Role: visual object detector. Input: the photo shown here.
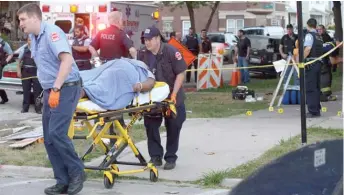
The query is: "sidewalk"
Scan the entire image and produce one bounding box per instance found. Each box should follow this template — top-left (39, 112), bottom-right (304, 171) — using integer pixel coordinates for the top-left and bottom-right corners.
top-left (87, 93), bottom-right (342, 182)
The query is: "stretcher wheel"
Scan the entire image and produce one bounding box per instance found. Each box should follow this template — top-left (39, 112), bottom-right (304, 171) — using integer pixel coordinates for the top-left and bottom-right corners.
top-left (104, 173), bottom-right (115, 189)
top-left (149, 169), bottom-right (158, 182)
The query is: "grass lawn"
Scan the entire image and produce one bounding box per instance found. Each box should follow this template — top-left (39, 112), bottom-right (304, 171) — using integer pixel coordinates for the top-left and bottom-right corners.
top-left (0, 124), bottom-right (165, 167)
top-left (198, 127), bottom-right (343, 187)
top-left (185, 71), bottom-right (342, 118)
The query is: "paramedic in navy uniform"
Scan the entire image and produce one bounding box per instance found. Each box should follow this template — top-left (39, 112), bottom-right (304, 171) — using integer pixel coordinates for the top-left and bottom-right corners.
top-left (17, 3), bottom-right (85, 195)
top-left (138, 26), bottom-right (187, 170)
top-left (88, 10), bottom-right (137, 61)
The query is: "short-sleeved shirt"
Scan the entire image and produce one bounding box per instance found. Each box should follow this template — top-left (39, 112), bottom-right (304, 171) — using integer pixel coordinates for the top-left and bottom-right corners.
top-left (18, 46), bottom-right (27, 60)
top-left (138, 42), bottom-right (187, 105)
top-left (304, 29), bottom-right (317, 47)
top-left (182, 34), bottom-right (201, 45)
top-left (280, 34), bottom-right (298, 54)
top-left (29, 22), bottom-right (80, 90)
top-left (90, 25), bottom-right (133, 60)
top-left (0, 38), bottom-right (13, 55)
top-left (237, 37), bottom-right (251, 57)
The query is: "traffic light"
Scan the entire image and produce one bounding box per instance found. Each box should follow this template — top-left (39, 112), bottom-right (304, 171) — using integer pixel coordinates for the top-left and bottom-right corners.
top-left (152, 10), bottom-right (159, 20)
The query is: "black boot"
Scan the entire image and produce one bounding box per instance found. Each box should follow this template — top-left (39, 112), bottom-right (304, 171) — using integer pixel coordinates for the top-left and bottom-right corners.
top-left (44, 184), bottom-right (68, 195)
top-left (67, 171), bottom-right (85, 195)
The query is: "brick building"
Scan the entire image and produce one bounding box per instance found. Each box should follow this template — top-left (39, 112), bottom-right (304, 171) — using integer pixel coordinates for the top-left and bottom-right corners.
top-left (156, 1), bottom-right (288, 37)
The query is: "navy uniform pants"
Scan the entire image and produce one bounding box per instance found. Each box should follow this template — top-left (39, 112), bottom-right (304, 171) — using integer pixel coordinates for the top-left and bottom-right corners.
top-left (144, 103), bottom-right (186, 163)
top-left (43, 85), bottom-right (84, 186)
top-left (305, 61), bottom-right (322, 115)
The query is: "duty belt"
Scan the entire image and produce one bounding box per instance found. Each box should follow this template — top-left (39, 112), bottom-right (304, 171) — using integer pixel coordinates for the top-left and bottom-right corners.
top-left (22, 65), bottom-right (36, 68)
top-left (304, 58), bottom-right (319, 70)
top-left (61, 79), bottom-right (82, 88)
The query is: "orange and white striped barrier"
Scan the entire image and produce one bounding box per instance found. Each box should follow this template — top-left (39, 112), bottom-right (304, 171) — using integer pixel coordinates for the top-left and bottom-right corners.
top-left (196, 54), bottom-right (224, 90)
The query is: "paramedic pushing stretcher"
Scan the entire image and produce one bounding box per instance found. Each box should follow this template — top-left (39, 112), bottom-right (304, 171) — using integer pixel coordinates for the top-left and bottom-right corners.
top-left (18, 4), bottom-right (85, 195)
top-left (138, 26), bottom-right (187, 170)
top-left (303, 18), bottom-right (323, 118)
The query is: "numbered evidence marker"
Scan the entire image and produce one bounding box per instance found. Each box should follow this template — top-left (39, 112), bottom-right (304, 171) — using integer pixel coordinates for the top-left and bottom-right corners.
top-left (269, 107), bottom-right (274, 112)
top-left (321, 107), bottom-right (327, 112)
top-left (278, 108), bottom-right (284, 114)
top-left (246, 111), bottom-right (252, 116)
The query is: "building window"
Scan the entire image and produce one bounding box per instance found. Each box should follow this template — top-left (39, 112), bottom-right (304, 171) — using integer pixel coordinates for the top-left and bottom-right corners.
top-left (226, 19), bottom-right (244, 33)
top-left (182, 20), bottom-right (191, 38)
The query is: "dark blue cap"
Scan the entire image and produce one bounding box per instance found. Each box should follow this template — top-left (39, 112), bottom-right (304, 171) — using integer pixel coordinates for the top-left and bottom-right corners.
top-left (143, 26), bottom-right (160, 39)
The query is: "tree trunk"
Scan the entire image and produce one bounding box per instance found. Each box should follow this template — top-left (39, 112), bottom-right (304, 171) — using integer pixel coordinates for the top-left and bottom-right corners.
top-left (333, 1), bottom-right (342, 42)
top-left (186, 2), bottom-right (196, 32)
top-left (205, 1), bottom-right (220, 31)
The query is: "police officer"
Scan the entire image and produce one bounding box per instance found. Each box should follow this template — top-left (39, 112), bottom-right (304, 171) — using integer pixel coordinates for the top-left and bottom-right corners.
top-left (279, 24), bottom-right (299, 85)
top-left (200, 29), bottom-right (212, 53)
top-left (303, 18), bottom-right (323, 118)
top-left (138, 26), bottom-right (187, 170)
top-left (17, 37), bottom-right (43, 113)
top-left (18, 3), bottom-right (85, 194)
top-left (72, 25), bottom-right (92, 71)
top-left (88, 11), bottom-right (137, 61)
top-left (183, 27), bottom-right (201, 83)
top-left (0, 30), bottom-right (14, 104)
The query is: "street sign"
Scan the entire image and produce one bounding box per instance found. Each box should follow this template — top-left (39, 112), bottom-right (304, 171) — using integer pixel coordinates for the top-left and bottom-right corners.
top-left (168, 37), bottom-right (196, 67)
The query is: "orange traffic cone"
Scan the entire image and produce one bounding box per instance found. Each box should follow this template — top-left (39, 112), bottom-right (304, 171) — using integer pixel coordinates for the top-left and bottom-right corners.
top-left (230, 63), bottom-right (240, 86)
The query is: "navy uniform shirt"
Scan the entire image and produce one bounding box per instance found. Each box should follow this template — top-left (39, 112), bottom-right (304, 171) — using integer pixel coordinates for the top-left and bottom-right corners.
top-left (29, 22), bottom-right (80, 90)
top-left (90, 25), bottom-right (133, 60)
top-left (138, 42), bottom-right (187, 105)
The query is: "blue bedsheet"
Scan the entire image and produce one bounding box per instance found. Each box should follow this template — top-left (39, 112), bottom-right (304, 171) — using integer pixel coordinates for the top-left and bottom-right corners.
top-left (80, 58), bottom-right (155, 110)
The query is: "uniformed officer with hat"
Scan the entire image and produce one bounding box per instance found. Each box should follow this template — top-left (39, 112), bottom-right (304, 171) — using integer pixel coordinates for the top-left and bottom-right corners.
top-left (88, 11), bottom-right (137, 61)
top-left (72, 25), bottom-right (92, 71)
top-left (138, 26), bottom-right (187, 170)
top-left (0, 29), bottom-right (14, 104)
top-left (303, 18), bottom-right (323, 118)
top-left (17, 36), bottom-right (43, 113)
top-left (183, 27), bottom-right (201, 83)
top-left (18, 3), bottom-right (85, 194)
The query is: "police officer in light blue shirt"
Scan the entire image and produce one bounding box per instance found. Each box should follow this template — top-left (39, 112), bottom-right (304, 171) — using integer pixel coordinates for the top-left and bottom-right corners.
top-left (17, 4), bottom-right (85, 195)
top-left (303, 18), bottom-right (323, 118)
top-left (0, 30), bottom-right (14, 104)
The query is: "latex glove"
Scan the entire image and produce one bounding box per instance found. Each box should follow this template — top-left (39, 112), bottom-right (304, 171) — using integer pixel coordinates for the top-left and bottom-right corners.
top-left (171, 93), bottom-right (177, 104)
top-left (49, 90), bottom-right (60, 108)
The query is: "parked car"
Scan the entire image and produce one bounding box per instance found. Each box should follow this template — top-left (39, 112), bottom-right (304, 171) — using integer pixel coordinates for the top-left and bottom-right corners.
top-left (246, 35), bottom-right (282, 77)
top-left (0, 43), bottom-right (27, 92)
top-left (206, 32), bottom-right (239, 63)
top-left (242, 26), bottom-right (285, 37)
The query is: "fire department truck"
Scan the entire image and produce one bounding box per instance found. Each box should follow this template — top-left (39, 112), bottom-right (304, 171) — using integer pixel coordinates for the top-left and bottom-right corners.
top-left (39, 1), bottom-right (159, 48)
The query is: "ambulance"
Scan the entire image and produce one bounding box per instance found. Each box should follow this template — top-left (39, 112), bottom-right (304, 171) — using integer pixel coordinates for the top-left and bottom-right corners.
top-left (39, 0), bottom-right (160, 48)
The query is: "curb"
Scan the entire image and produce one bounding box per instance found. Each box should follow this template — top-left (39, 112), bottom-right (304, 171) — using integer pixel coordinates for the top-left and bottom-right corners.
top-left (220, 178), bottom-right (242, 188)
top-left (195, 189), bottom-right (230, 195)
top-left (0, 165), bottom-right (54, 178)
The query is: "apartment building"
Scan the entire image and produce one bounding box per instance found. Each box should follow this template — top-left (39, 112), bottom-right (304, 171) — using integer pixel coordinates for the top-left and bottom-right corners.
top-left (156, 1), bottom-right (288, 37)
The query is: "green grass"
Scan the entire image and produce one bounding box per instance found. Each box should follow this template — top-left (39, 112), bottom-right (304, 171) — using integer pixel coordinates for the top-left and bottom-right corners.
top-left (0, 124), bottom-right (165, 167)
top-left (198, 127), bottom-right (343, 187)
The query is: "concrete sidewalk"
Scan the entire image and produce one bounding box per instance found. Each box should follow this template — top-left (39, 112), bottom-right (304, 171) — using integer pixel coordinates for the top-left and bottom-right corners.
top-left (87, 93), bottom-right (342, 182)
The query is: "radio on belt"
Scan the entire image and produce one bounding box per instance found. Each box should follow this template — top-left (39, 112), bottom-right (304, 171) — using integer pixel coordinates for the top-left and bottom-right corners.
top-left (232, 86), bottom-right (255, 100)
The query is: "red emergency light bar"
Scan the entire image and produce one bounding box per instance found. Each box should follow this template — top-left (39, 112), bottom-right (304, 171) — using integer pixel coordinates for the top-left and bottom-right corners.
top-left (99, 5), bottom-right (107, 12)
top-left (42, 5), bottom-right (50, 12)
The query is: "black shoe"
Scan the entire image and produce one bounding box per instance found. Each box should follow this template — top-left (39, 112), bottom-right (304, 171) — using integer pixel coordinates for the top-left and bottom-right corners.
top-left (306, 113), bottom-right (321, 118)
top-left (21, 109), bottom-right (28, 113)
top-left (149, 156), bottom-right (162, 166)
top-left (35, 109), bottom-right (42, 114)
top-left (164, 162), bottom-right (176, 170)
top-left (44, 184), bottom-right (68, 195)
top-left (67, 172), bottom-right (85, 195)
top-left (0, 99), bottom-right (8, 104)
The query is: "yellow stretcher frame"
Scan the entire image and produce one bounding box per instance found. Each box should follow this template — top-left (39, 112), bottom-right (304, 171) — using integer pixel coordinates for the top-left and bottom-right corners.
top-left (67, 88), bottom-right (177, 189)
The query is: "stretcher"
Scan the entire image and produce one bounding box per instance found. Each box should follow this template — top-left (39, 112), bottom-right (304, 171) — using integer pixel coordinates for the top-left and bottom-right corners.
top-left (67, 81), bottom-right (176, 189)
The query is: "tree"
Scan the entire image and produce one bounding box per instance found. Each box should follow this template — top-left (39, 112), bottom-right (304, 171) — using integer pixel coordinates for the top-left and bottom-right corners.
top-left (161, 1), bottom-right (220, 32)
top-left (332, 1), bottom-right (342, 42)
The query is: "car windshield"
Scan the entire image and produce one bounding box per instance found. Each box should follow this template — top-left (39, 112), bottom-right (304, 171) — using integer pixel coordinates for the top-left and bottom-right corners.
top-left (226, 34), bottom-right (239, 43)
top-left (208, 34), bottom-right (225, 43)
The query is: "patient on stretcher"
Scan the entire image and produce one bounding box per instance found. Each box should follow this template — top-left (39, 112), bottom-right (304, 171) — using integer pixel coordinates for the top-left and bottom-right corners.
top-left (78, 58), bottom-right (156, 110)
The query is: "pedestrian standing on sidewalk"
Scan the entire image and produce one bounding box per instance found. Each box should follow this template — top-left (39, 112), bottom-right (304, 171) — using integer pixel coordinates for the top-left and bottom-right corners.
top-left (17, 3), bottom-right (85, 195)
top-left (234, 29), bottom-right (251, 84)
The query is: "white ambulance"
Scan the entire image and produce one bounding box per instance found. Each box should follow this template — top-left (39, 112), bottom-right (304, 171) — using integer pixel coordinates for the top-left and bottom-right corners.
top-left (39, 0), bottom-right (159, 48)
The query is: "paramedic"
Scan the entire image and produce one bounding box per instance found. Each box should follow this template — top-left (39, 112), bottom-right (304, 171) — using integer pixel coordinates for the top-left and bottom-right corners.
top-left (279, 24), bottom-right (299, 85)
top-left (72, 25), bottom-right (92, 71)
top-left (303, 18), bottom-right (323, 118)
top-left (138, 26), bottom-right (187, 170)
top-left (16, 36), bottom-right (43, 113)
top-left (88, 11), bottom-right (137, 61)
top-left (183, 27), bottom-right (201, 83)
top-left (0, 30), bottom-right (14, 104)
top-left (17, 3), bottom-right (85, 195)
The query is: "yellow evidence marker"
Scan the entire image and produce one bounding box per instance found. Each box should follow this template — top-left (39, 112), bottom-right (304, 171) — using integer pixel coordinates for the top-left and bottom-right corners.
top-left (278, 108), bottom-right (284, 114)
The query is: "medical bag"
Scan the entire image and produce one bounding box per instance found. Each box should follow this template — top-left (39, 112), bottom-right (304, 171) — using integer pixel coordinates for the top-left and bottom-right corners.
top-left (232, 86), bottom-right (255, 100)
top-left (282, 86), bottom-right (301, 105)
